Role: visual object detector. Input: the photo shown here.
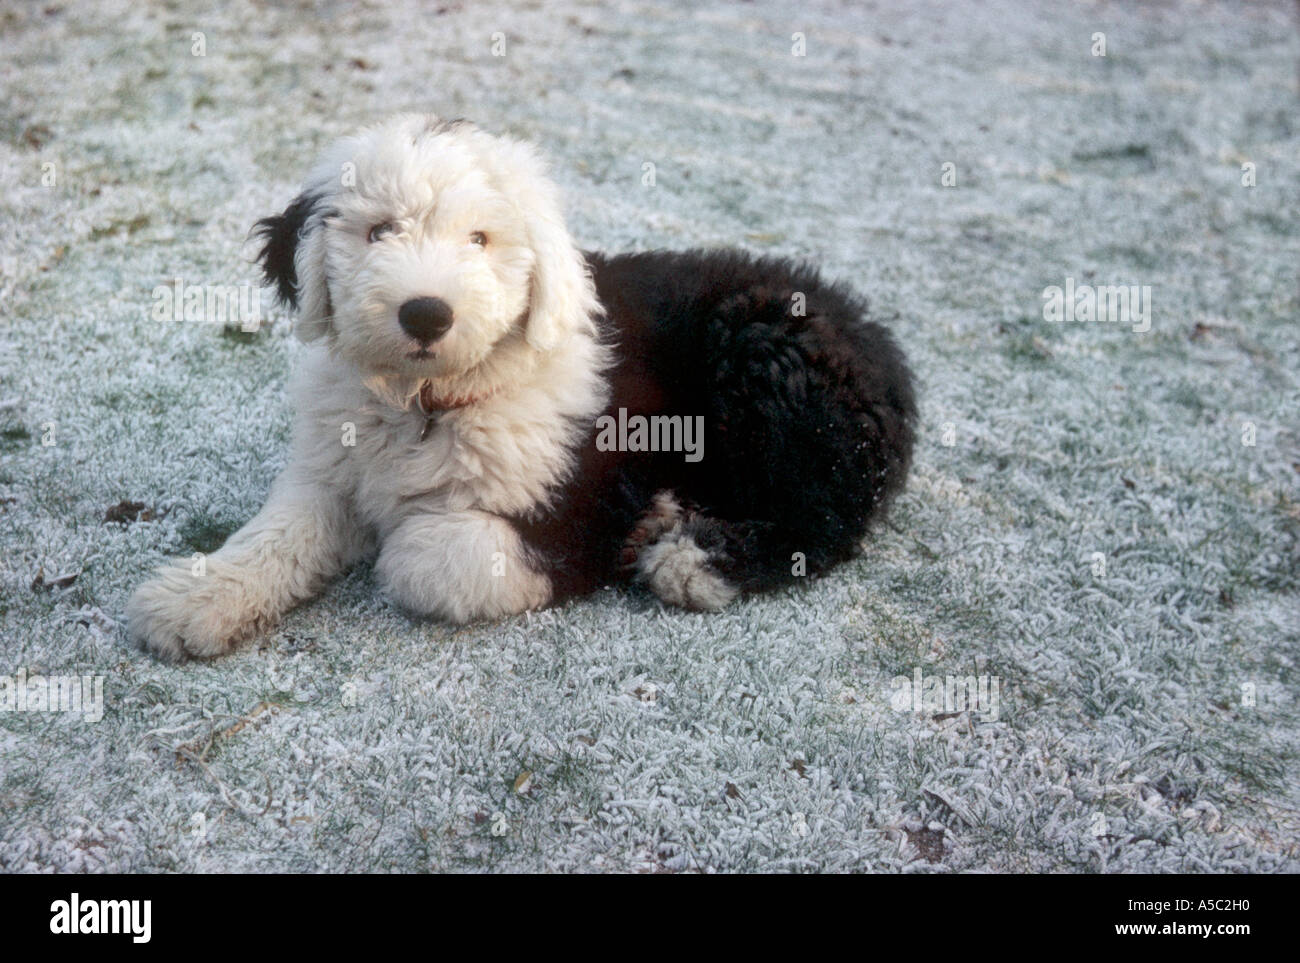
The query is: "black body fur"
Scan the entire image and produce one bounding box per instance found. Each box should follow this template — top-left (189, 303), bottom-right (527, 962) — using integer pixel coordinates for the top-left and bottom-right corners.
top-left (510, 248), bottom-right (916, 604)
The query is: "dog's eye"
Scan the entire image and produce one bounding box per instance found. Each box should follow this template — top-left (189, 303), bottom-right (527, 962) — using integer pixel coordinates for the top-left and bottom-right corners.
top-left (367, 222), bottom-right (396, 243)
top-left (469, 231), bottom-right (487, 247)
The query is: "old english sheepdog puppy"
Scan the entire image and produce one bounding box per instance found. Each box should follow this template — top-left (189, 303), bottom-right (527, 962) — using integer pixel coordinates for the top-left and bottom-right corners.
top-left (127, 114), bottom-right (916, 662)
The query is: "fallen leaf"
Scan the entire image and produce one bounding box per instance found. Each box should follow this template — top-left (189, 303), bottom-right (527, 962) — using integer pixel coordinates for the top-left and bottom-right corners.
top-left (907, 826), bottom-right (945, 863)
top-left (31, 568), bottom-right (79, 591)
top-left (104, 499), bottom-right (154, 524)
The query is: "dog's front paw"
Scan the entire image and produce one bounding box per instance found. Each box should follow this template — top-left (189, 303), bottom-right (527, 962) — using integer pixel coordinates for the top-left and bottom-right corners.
top-left (126, 562), bottom-right (268, 663)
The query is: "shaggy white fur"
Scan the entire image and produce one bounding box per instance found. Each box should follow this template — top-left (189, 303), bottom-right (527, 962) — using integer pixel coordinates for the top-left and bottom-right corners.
top-left (127, 115), bottom-right (612, 661)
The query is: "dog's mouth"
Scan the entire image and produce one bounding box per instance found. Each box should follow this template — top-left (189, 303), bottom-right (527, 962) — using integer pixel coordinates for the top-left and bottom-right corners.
top-left (406, 347), bottom-right (437, 361)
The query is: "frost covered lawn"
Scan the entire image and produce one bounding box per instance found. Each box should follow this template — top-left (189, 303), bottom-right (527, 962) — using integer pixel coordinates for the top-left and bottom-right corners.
top-left (1, 0), bottom-right (1296, 872)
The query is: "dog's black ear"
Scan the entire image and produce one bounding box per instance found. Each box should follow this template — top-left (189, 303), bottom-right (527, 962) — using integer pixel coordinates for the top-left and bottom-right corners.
top-left (252, 191), bottom-right (320, 309)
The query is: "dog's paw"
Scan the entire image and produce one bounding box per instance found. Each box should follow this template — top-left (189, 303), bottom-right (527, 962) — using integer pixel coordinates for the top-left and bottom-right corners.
top-left (637, 533), bottom-right (738, 612)
top-left (126, 562), bottom-right (267, 662)
top-left (621, 490), bottom-right (687, 569)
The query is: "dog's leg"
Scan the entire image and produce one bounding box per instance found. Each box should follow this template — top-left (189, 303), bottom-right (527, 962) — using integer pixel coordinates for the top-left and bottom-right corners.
top-left (625, 492), bottom-right (737, 611)
top-left (628, 490), bottom-right (822, 612)
top-left (374, 510), bottom-right (551, 623)
top-left (127, 477), bottom-right (365, 662)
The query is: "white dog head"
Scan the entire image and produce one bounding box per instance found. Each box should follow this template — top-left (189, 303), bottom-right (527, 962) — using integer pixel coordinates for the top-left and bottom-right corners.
top-left (254, 115), bottom-right (599, 395)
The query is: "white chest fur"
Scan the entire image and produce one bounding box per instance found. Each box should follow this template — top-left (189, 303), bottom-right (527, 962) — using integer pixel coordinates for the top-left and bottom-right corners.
top-left (286, 341), bottom-right (609, 538)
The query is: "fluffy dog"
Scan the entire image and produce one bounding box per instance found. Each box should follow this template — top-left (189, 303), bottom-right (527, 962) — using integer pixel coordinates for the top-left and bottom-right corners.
top-left (127, 114), bottom-right (916, 662)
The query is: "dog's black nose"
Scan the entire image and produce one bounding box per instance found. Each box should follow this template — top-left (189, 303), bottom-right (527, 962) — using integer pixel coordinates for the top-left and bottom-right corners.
top-left (397, 297), bottom-right (454, 344)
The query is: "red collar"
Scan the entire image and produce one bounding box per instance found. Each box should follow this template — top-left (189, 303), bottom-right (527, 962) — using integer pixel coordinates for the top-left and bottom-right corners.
top-left (417, 380), bottom-right (485, 415)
